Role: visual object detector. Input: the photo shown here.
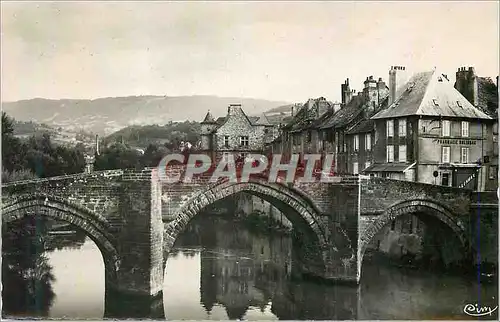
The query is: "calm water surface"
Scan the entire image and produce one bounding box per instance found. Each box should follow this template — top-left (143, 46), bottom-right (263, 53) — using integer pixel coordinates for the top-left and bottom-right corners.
top-left (2, 215), bottom-right (497, 320)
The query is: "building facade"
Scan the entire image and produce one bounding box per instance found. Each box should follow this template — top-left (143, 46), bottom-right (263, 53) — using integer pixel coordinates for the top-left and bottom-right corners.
top-left (200, 104), bottom-right (277, 162)
top-left (365, 68), bottom-right (494, 191)
top-left (454, 67), bottom-right (499, 191)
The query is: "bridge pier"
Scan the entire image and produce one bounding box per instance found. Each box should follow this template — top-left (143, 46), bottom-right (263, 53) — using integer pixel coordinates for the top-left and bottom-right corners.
top-left (109, 171), bottom-right (164, 297)
top-left (291, 229), bottom-right (359, 285)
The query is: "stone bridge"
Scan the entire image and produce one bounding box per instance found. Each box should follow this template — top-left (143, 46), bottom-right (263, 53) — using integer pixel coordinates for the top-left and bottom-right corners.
top-left (2, 167), bottom-right (494, 299)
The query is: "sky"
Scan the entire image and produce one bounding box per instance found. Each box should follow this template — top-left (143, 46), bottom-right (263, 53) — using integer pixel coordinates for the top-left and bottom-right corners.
top-left (1, 1), bottom-right (499, 103)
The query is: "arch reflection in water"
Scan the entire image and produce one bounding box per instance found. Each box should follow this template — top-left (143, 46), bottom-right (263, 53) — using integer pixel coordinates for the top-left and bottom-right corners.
top-left (163, 215), bottom-right (359, 320)
top-left (1, 215), bottom-right (101, 319)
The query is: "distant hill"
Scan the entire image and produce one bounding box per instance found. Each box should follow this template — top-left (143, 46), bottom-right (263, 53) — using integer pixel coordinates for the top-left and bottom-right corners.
top-left (11, 118), bottom-right (95, 148)
top-left (264, 103), bottom-right (297, 124)
top-left (2, 95), bottom-right (290, 136)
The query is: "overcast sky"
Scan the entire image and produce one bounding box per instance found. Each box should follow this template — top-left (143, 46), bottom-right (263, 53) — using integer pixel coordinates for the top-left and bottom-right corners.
top-left (1, 1), bottom-right (498, 103)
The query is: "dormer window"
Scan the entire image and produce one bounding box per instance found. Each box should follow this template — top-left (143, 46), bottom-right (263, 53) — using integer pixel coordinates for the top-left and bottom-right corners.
top-left (432, 99), bottom-right (439, 106)
top-left (457, 101), bottom-right (462, 108)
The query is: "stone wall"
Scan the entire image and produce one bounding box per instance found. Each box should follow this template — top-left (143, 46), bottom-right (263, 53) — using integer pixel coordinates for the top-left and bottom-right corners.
top-left (359, 177), bottom-right (471, 216)
top-left (214, 105), bottom-right (267, 153)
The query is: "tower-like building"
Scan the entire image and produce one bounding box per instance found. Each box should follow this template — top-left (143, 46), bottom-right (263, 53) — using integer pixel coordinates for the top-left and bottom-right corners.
top-left (200, 110), bottom-right (218, 155)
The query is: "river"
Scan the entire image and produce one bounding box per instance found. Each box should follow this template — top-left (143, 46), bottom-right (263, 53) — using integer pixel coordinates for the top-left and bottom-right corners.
top-left (2, 215), bottom-right (498, 320)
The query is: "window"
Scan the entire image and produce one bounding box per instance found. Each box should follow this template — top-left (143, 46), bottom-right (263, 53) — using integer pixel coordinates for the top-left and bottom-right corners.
top-left (307, 131), bottom-right (312, 142)
top-left (391, 220), bottom-right (396, 231)
top-left (441, 172), bottom-right (450, 186)
top-left (353, 162), bottom-right (359, 175)
top-left (441, 146), bottom-right (450, 163)
top-left (442, 120), bottom-right (450, 137)
top-left (398, 118), bottom-right (406, 137)
top-left (353, 135), bottom-right (359, 151)
top-left (224, 136), bottom-right (230, 147)
top-left (398, 145), bottom-right (407, 162)
top-left (461, 147), bottom-right (469, 163)
top-left (386, 145), bottom-right (394, 162)
top-left (365, 133), bottom-right (371, 150)
top-left (264, 128), bottom-right (269, 134)
top-left (239, 136), bottom-right (249, 147)
top-left (365, 161), bottom-right (371, 170)
top-left (386, 120), bottom-right (394, 137)
top-left (222, 152), bottom-right (230, 162)
top-left (461, 121), bottom-right (469, 137)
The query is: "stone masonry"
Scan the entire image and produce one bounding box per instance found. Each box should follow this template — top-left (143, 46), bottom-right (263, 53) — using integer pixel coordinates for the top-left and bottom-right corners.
top-left (3, 167), bottom-right (495, 293)
top-left (2, 168), bottom-right (164, 298)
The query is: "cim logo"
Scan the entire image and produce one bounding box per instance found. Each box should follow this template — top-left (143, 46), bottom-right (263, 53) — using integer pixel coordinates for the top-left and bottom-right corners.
top-left (463, 303), bottom-right (498, 317)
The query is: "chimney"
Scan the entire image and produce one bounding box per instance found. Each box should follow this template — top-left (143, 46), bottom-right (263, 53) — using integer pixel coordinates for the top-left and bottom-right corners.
top-left (228, 104), bottom-right (241, 115)
top-left (455, 66), bottom-right (478, 106)
top-left (389, 65), bottom-right (406, 106)
top-left (341, 78), bottom-right (351, 106)
top-left (333, 102), bottom-right (342, 113)
top-left (291, 105), bottom-right (294, 117)
top-left (307, 98), bottom-right (314, 110)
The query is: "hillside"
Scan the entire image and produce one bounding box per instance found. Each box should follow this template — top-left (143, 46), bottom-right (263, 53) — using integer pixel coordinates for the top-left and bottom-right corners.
top-left (2, 95), bottom-right (290, 136)
top-left (11, 119), bottom-right (95, 147)
top-left (104, 121), bottom-right (201, 149)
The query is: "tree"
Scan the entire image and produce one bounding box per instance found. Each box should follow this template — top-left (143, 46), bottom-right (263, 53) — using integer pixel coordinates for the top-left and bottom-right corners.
top-left (2, 112), bottom-right (27, 172)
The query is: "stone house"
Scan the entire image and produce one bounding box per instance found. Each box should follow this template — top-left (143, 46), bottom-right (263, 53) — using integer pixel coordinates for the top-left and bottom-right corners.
top-left (365, 68), bottom-right (494, 191)
top-left (199, 104), bottom-right (277, 162)
top-left (454, 67), bottom-right (499, 191)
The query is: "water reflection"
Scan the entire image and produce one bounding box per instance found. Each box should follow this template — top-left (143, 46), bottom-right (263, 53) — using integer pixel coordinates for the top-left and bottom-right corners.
top-left (164, 216), bottom-right (359, 320)
top-left (2, 214), bottom-right (497, 320)
top-left (2, 216), bottom-right (56, 317)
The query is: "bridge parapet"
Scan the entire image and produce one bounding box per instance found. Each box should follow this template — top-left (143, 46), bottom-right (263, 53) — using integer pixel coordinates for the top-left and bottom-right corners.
top-left (359, 177), bottom-right (472, 216)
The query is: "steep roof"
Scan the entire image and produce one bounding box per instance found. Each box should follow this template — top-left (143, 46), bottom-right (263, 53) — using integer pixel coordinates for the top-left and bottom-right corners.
top-left (281, 104), bottom-right (307, 131)
top-left (201, 110), bottom-right (216, 124)
top-left (248, 116), bottom-right (260, 124)
top-left (254, 113), bottom-right (272, 126)
top-left (346, 119), bottom-right (375, 134)
top-left (372, 70), bottom-right (492, 120)
top-left (319, 95), bottom-right (365, 129)
top-left (208, 106), bottom-right (275, 134)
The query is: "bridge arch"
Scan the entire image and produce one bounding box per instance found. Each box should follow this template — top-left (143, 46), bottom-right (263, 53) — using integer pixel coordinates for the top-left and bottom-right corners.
top-left (2, 194), bottom-right (120, 287)
top-left (359, 199), bottom-right (471, 270)
top-left (164, 178), bottom-right (332, 256)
